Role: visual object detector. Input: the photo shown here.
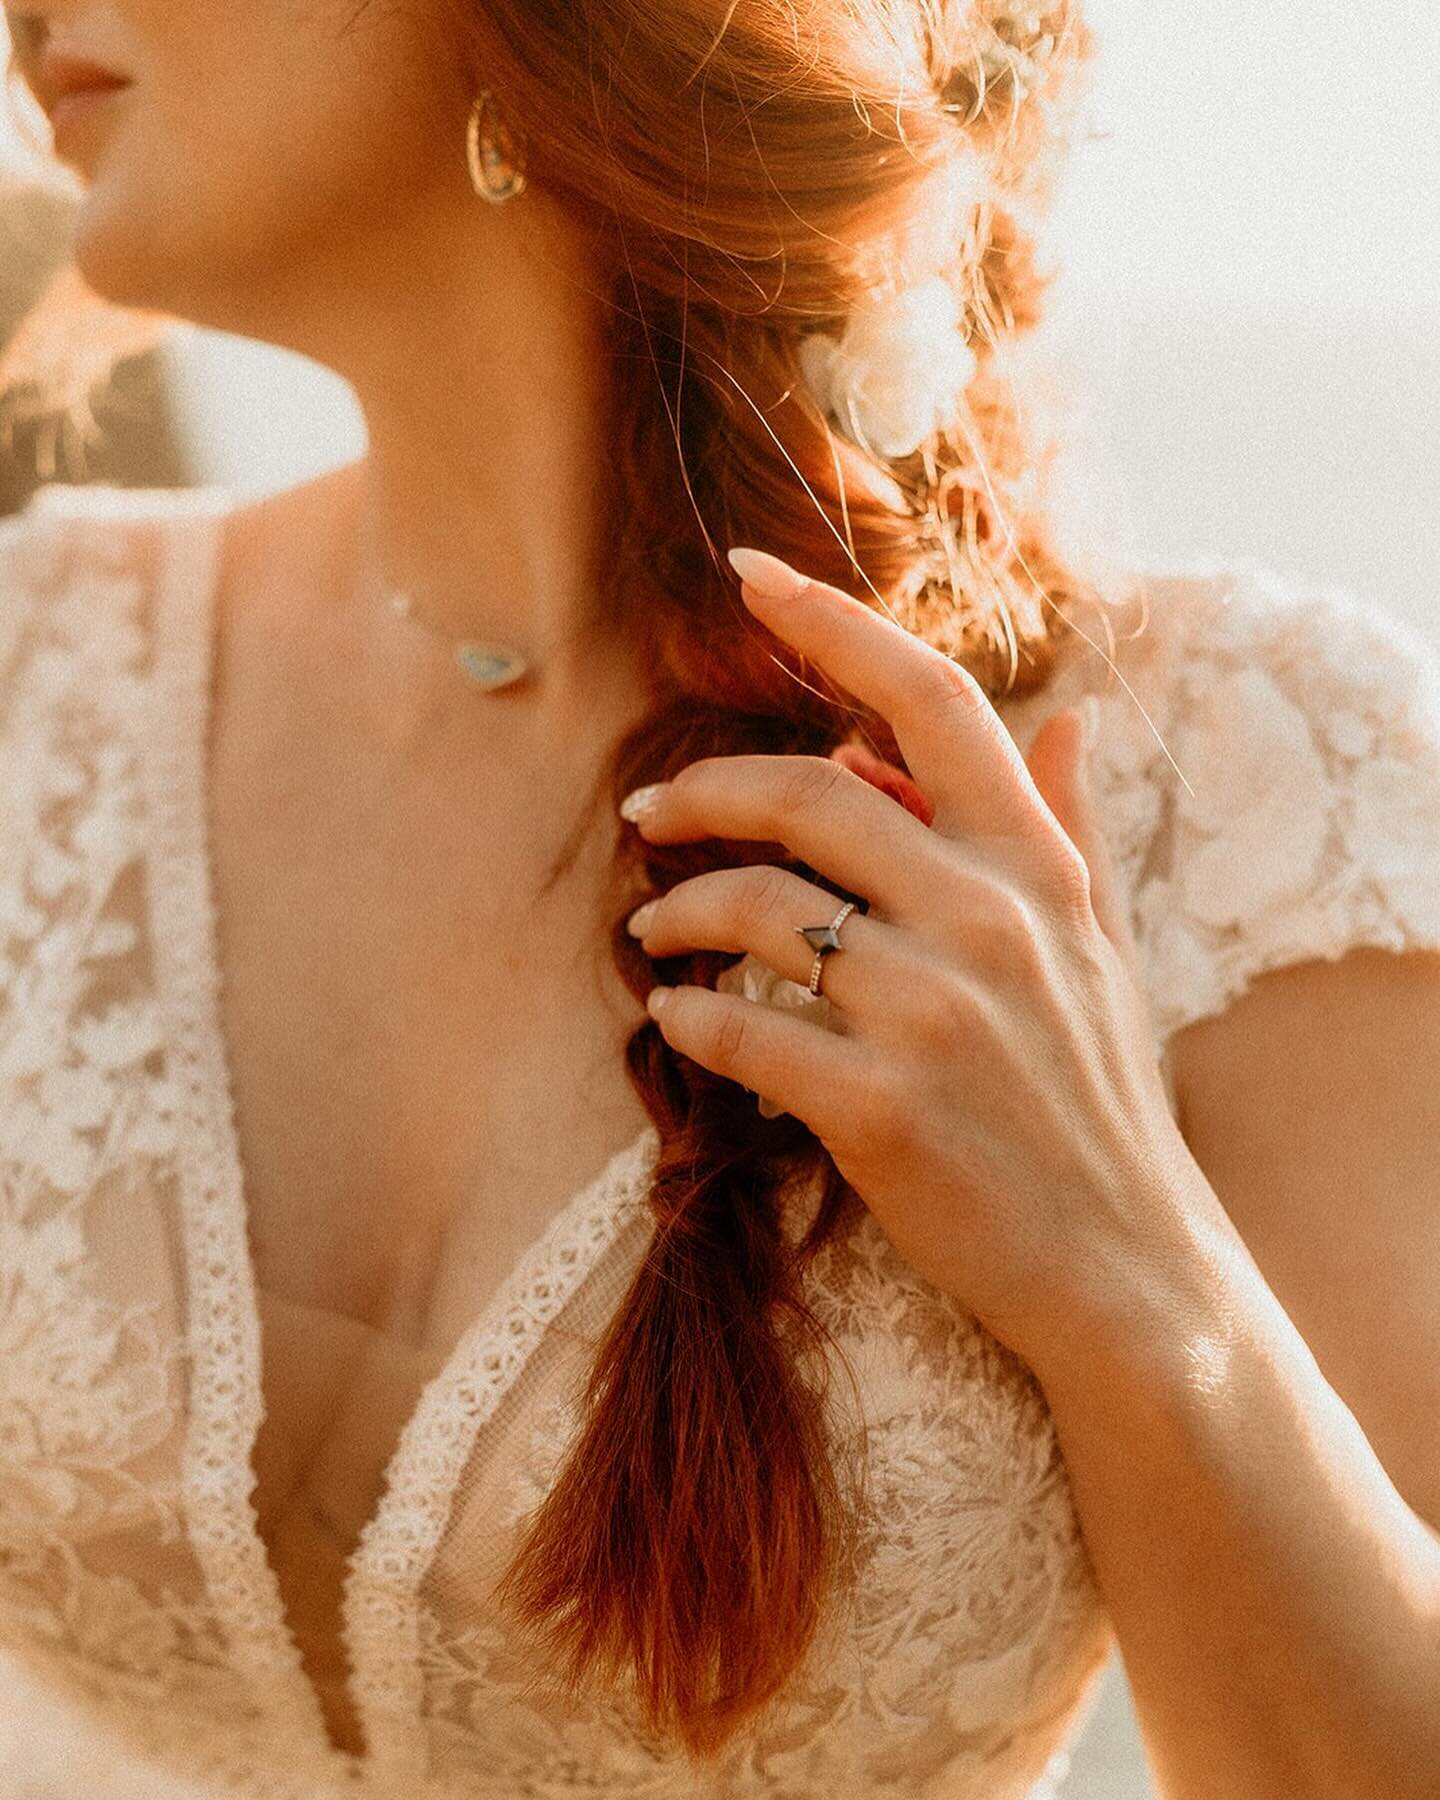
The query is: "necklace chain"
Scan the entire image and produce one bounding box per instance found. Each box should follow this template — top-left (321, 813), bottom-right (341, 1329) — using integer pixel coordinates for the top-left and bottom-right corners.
top-left (383, 585), bottom-right (534, 694)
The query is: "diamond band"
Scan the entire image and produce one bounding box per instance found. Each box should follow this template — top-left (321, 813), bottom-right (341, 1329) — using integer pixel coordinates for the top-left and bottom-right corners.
top-left (795, 901), bottom-right (856, 996)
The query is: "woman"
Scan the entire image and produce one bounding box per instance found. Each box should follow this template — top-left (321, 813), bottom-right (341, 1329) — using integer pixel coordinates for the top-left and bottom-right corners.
top-left (1, 3), bottom-right (1438, 1797)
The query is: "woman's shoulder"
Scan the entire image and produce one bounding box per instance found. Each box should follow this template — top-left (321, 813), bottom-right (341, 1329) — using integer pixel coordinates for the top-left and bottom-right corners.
top-left (0, 463), bottom-right (363, 691)
top-left (1068, 555), bottom-right (1440, 1050)
top-left (1, 459), bottom-right (363, 586)
top-left (1009, 553), bottom-right (1438, 738)
top-left (0, 478), bottom-right (237, 630)
top-left (0, 481), bottom-right (239, 712)
top-left (11, 478), bottom-right (239, 524)
top-left (1096, 553), bottom-right (1438, 708)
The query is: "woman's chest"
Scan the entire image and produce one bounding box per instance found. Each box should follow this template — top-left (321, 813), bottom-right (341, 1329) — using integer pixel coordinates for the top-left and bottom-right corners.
top-left (200, 712), bottom-right (653, 1744)
top-left (206, 685), bottom-right (651, 1335)
top-left (206, 840), bottom-right (650, 1502)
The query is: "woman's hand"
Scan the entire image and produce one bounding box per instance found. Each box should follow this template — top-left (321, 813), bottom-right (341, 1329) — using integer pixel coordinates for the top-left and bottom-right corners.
top-left (621, 545), bottom-right (1208, 1371)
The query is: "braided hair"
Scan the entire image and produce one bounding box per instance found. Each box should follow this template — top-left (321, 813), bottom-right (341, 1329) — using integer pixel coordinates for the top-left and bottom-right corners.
top-left (3, 0), bottom-right (1115, 1758)
top-left (468, 0), bottom-right (1113, 1756)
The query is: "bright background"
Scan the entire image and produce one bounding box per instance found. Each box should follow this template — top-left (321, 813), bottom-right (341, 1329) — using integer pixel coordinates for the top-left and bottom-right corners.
top-left (2, 3), bottom-right (1438, 1796)
top-left (4, 0), bottom-right (1437, 632)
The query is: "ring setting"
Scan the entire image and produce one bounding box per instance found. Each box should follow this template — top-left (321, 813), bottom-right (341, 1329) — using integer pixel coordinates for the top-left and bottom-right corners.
top-left (795, 901), bottom-right (856, 996)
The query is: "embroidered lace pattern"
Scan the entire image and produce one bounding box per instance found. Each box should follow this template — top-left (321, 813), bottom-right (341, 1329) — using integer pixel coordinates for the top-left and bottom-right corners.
top-left (1, 486), bottom-right (1438, 1800)
top-left (0, 491), bottom-right (282, 1791)
top-left (1074, 556), bottom-right (1440, 1049)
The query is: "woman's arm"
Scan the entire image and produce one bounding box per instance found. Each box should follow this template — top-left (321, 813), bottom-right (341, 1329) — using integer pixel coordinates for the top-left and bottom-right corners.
top-left (1029, 945), bottom-right (1440, 1800)
top-left (634, 546), bottom-right (1440, 1797)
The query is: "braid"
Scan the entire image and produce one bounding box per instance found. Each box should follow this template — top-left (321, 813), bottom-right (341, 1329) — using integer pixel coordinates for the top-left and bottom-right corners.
top-left (495, 0), bottom-right (1114, 1758)
top-left (4, 0), bottom-right (1113, 1760)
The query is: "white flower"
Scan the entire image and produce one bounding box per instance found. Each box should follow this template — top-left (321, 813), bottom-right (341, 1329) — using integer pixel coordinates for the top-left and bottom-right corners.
top-left (798, 276), bottom-right (977, 461)
top-left (974, 7), bottom-right (1058, 97)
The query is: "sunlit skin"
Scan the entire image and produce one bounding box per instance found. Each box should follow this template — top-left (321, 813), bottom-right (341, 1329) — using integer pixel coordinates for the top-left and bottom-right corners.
top-left (624, 545), bottom-right (1201, 1366)
top-left (6, 7), bottom-right (1440, 1797)
top-left (3, 0), bottom-right (648, 769)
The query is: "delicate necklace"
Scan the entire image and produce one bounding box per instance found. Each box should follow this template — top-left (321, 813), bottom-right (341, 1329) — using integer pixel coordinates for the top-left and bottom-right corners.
top-left (357, 518), bottom-right (537, 693)
top-left (383, 585), bottom-right (534, 694)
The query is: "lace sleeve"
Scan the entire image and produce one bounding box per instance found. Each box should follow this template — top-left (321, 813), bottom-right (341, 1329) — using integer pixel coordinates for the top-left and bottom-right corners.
top-left (1086, 561), bottom-right (1440, 1053)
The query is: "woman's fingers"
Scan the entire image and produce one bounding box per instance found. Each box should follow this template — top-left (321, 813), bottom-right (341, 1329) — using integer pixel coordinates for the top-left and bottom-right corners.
top-left (627, 753), bottom-right (947, 922)
top-left (728, 546), bottom-right (1060, 847)
top-left (645, 980), bottom-right (877, 1141)
top-left (629, 864), bottom-right (905, 1007)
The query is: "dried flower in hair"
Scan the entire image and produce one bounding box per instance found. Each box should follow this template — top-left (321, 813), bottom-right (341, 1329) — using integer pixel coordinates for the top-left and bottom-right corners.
top-left (798, 276), bottom-right (977, 462)
top-left (976, 7), bottom-right (1059, 95)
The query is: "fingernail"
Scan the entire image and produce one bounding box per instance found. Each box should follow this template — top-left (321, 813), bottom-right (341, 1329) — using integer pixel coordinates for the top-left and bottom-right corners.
top-left (626, 899), bottom-right (659, 937)
top-left (646, 984), bottom-right (673, 1017)
top-left (620, 782), bottom-right (667, 823)
top-left (727, 546), bottom-right (809, 599)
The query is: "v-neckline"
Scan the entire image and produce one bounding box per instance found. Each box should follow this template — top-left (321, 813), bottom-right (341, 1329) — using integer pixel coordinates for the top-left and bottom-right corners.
top-left (137, 493), bottom-right (659, 1780)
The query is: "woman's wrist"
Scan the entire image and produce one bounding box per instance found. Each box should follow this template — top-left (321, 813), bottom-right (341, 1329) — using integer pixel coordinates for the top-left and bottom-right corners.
top-left (1013, 1163), bottom-right (1440, 1799)
top-left (1015, 1158), bottom-right (1268, 1412)
top-left (1020, 1159), bottom-right (1440, 1638)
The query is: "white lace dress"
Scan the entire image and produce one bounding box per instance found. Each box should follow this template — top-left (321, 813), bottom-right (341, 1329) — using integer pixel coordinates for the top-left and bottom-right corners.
top-left (1, 480), bottom-right (1438, 1800)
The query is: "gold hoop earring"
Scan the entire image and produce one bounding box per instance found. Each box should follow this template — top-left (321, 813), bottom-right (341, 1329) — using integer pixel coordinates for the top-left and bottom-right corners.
top-left (466, 91), bottom-right (527, 205)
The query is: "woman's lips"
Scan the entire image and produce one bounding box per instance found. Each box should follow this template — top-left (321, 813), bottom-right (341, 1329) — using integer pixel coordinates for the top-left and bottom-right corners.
top-left (49, 82), bottom-right (131, 147)
top-left (39, 49), bottom-right (133, 106)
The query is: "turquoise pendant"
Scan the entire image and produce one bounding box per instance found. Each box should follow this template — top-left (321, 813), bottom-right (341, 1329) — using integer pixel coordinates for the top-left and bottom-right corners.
top-left (455, 642), bottom-right (530, 692)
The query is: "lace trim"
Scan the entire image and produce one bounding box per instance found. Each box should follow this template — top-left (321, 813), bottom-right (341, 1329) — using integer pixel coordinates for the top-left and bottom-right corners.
top-left (345, 1126), bottom-right (659, 1780)
top-left (139, 497), bottom-right (340, 1757)
top-left (125, 478), bottom-right (668, 1777)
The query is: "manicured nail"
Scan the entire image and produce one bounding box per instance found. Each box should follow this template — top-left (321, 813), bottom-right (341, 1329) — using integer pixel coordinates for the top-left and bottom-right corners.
top-left (646, 984), bottom-right (673, 1017)
top-left (727, 546), bottom-right (809, 599)
top-left (620, 782), bottom-right (667, 823)
top-left (626, 900), bottom-right (659, 937)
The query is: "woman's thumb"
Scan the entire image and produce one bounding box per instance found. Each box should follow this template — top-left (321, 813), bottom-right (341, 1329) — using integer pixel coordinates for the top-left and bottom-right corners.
top-left (1025, 701), bottom-right (1140, 968)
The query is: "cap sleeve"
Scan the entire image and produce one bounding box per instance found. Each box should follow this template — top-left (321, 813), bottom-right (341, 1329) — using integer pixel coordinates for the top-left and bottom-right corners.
top-left (1086, 561), bottom-right (1440, 1054)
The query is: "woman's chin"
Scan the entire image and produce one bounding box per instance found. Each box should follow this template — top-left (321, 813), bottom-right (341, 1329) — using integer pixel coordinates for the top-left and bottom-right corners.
top-left (69, 200), bottom-right (174, 321)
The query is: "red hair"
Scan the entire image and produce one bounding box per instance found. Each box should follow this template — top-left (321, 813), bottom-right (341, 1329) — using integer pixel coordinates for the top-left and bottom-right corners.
top-left (5, 0), bottom-right (1117, 1758)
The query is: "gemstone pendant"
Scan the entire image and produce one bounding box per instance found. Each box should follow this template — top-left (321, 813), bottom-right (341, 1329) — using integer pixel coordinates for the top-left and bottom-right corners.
top-left (455, 641), bottom-right (530, 692)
